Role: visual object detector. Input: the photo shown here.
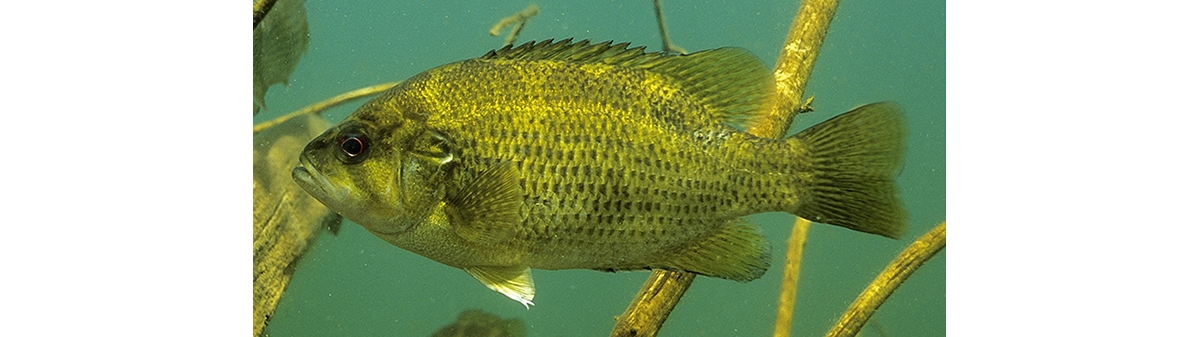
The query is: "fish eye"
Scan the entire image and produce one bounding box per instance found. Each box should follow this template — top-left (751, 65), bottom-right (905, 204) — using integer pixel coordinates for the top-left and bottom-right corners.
top-left (336, 133), bottom-right (370, 164)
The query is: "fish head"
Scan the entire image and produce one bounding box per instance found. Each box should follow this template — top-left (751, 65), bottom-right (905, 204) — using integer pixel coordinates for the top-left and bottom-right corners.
top-left (292, 105), bottom-right (454, 236)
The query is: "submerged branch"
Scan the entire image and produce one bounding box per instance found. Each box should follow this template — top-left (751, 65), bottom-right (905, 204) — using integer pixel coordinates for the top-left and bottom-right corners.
top-left (747, 0), bottom-right (839, 138)
top-left (612, 0), bottom-right (840, 336)
top-left (610, 271), bottom-right (696, 337)
top-left (764, 2), bottom-right (839, 336)
top-left (772, 218), bottom-right (812, 337)
top-left (825, 222), bottom-right (947, 337)
top-left (252, 82), bottom-right (400, 134)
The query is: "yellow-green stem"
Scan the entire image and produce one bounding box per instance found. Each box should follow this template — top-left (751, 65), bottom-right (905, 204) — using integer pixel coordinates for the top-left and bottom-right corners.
top-left (825, 222), bottom-right (947, 337)
top-left (252, 82), bottom-right (400, 134)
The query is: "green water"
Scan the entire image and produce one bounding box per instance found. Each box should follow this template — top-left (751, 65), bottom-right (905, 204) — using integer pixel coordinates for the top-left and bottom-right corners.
top-left (256, 0), bottom-right (945, 336)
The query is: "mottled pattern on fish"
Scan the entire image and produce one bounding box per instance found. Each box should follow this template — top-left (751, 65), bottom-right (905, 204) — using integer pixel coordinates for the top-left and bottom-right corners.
top-left (421, 57), bottom-right (793, 266)
top-left (293, 39), bottom-right (905, 306)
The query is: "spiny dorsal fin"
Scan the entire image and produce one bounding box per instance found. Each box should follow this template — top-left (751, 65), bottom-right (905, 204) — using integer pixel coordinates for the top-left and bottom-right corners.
top-left (464, 266), bottom-right (535, 308)
top-left (481, 39), bottom-right (652, 67)
top-left (446, 161), bottom-right (522, 243)
top-left (481, 39), bottom-right (774, 129)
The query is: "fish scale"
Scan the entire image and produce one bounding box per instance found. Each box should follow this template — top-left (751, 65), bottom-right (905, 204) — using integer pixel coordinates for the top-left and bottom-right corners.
top-left (433, 60), bottom-right (790, 272)
top-left (293, 39), bottom-right (905, 306)
top-left (468, 117), bottom-right (729, 247)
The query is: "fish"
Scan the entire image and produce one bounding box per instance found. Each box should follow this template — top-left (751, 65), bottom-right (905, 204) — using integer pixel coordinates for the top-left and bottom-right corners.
top-left (292, 39), bottom-right (906, 307)
top-left (429, 309), bottom-right (525, 337)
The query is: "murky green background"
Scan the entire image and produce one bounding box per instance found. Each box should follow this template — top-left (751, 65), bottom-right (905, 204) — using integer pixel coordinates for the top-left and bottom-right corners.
top-left (255, 0), bottom-right (945, 336)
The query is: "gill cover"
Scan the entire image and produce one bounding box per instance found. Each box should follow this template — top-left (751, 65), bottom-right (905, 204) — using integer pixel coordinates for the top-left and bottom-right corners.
top-left (393, 130), bottom-right (456, 233)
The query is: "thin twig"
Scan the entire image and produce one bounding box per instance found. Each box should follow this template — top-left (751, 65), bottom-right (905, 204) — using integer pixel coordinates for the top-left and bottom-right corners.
top-left (772, 218), bottom-right (811, 337)
top-left (252, 82), bottom-right (400, 134)
top-left (651, 0), bottom-right (686, 54)
top-left (825, 222), bottom-right (947, 337)
top-left (490, 4), bottom-right (539, 46)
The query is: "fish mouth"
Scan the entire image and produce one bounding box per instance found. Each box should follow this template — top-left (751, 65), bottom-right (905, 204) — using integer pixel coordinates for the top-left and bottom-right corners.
top-left (291, 157), bottom-right (328, 197)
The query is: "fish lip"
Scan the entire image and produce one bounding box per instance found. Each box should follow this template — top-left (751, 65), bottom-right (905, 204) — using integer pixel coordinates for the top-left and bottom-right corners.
top-left (291, 156), bottom-right (326, 196)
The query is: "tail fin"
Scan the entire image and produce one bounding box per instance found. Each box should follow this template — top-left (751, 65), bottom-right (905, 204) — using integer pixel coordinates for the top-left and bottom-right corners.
top-left (788, 102), bottom-right (907, 239)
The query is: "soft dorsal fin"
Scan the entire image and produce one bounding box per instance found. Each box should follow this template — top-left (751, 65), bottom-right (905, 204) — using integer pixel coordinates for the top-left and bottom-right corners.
top-left (643, 47), bottom-right (774, 129)
top-left (446, 161), bottom-right (522, 243)
top-left (481, 39), bottom-right (774, 129)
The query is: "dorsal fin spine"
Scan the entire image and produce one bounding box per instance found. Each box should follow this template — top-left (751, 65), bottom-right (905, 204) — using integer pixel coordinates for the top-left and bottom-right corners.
top-left (478, 39), bottom-right (773, 129)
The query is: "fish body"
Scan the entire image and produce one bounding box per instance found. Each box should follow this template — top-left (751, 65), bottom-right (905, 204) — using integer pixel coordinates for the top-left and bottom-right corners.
top-left (292, 39), bottom-right (906, 306)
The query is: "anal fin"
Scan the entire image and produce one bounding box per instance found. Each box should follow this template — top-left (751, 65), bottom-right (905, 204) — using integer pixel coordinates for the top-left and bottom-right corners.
top-left (658, 218), bottom-right (770, 282)
top-left (464, 265), bottom-right (535, 308)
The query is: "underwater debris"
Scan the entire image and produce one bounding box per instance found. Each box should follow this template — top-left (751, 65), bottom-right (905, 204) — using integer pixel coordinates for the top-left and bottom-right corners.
top-left (490, 4), bottom-right (539, 46)
top-left (429, 309), bottom-right (526, 337)
top-left (253, 0), bottom-right (310, 114)
top-left (252, 113), bottom-right (341, 337)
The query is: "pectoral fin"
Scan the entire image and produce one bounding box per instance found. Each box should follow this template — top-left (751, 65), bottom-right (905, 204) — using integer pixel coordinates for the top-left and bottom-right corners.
top-left (446, 161), bottom-right (522, 243)
top-left (464, 265), bottom-right (535, 308)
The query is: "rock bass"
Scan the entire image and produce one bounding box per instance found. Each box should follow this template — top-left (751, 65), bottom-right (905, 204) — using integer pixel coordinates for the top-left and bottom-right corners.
top-left (292, 39), bottom-right (906, 307)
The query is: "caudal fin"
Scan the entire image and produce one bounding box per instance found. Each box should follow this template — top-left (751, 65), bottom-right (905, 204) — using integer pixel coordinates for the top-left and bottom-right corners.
top-left (788, 102), bottom-right (907, 239)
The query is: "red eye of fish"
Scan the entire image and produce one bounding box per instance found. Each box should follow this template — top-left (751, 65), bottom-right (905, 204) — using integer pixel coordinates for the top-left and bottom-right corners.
top-left (340, 136), bottom-right (364, 156)
top-left (337, 134), bottom-right (369, 163)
